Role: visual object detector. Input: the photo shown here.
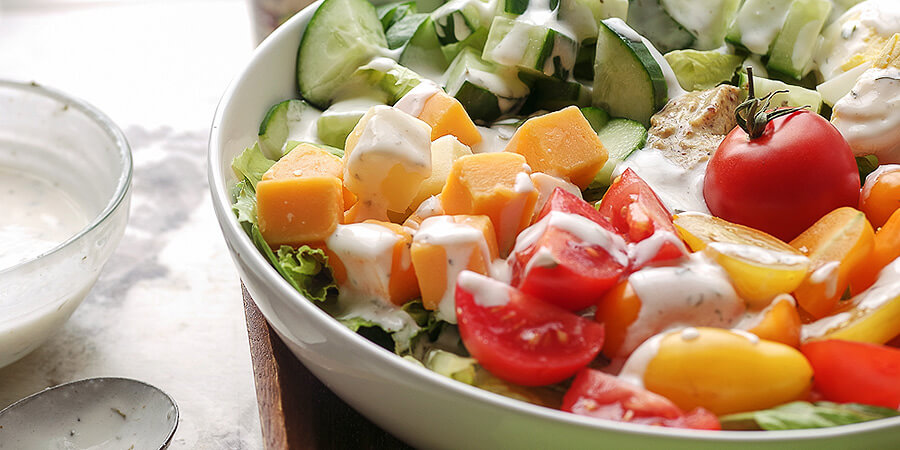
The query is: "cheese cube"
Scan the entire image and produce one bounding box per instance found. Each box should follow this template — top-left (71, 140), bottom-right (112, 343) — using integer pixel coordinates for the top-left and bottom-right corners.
top-left (396, 84), bottom-right (482, 147)
top-left (343, 105), bottom-right (432, 222)
top-left (440, 152), bottom-right (538, 256)
top-left (411, 215), bottom-right (498, 322)
top-left (411, 135), bottom-right (473, 211)
top-left (504, 106), bottom-right (607, 189)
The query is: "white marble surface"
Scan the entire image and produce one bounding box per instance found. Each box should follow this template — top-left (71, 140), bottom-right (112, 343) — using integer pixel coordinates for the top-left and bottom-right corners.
top-left (0, 1), bottom-right (263, 447)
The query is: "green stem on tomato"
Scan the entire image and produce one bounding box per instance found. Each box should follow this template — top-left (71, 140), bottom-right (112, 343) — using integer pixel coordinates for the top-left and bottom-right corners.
top-left (735, 67), bottom-right (809, 140)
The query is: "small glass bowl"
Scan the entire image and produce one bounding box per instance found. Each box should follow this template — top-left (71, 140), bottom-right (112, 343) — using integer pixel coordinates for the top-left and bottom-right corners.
top-left (0, 80), bottom-right (132, 369)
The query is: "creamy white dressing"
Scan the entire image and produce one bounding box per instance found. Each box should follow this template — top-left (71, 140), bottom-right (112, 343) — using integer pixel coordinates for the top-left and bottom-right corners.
top-left (394, 80), bottom-right (443, 117)
top-left (793, 21), bottom-right (824, 71)
top-left (457, 270), bottom-right (512, 307)
top-left (809, 260), bottom-right (841, 299)
top-left (735, 293), bottom-right (796, 330)
top-left (816, 0), bottom-right (900, 80)
top-left (803, 258), bottom-right (900, 340)
top-left (621, 253), bottom-right (745, 356)
top-left (663, 0), bottom-right (740, 50)
top-left (617, 330), bottom-right (668, 388)
top-left (831, 66), bottom-right (900, 163)
top-left (0, 168), bottom-right (88, 270)
top-left (616, 148), bottom-right (710, 214)
top-left (414, 216), bottom-right (496, 322)
top-left (734, 0), bottom-right (793, 54)
top-left (490, 22), bottom-right (533, 67)
top-left (706, 242), bottom-right (810, 267)
top-left (471, 124), bottom-right (517, 154)
top-left (627, 229), bottom-right (688, 268)
top-left (344, 105), bottom-right (432, 218)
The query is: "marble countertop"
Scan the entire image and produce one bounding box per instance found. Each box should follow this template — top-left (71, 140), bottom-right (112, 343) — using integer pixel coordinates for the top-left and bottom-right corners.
top-left (0, 1), bottom-right (264, 447)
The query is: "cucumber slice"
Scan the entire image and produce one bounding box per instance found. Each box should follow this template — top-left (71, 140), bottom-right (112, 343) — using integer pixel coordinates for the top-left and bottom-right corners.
top-left (591, 118), bottom-right (648, 187)
top-left (520, 76), bottom-right (591, 114)
top-left (580, 106), bottom-right (610, 132)
top-left (258, 100), bottom-right (323, 159)
top-left (377, 1), bottom-right (417, 30)
top-left (725, 0), bottom-right (793, 54)
top-left (575, 0), bottom-right (628, 22)
top-left (482, 16), bottom-right (578, 79)
top-left (399, 17), bottom-right (449, 81)
top-left (767, 0), bottom-right (832, 80)
top-left (665, 49), bottom-right (743, 91)
top-left (317, 97), bottom-right (386, 149)
top-left (444, 47), bottom-right (530, 122)
top-left (626, 0), bottom-right (695, 53)
top-left (593, 19), bottom-right (669, 126)
top-left (502, 0), bottom-right (560, 16)
top-left (386, 13), bottom-right (431, 49)
top-left (573, 42), bottom-right (595, 80)
top-left (296, 0), bottom-right (387, 108)
top-left (336, 58), bottom-right (422, 105)
top-left (738, 70), bottom-right (823, 113)
top-left (661, 0), bottom-right (741, 50)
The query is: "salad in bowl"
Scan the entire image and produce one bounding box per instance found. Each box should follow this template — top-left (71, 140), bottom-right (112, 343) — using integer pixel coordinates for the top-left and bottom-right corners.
top-left (213, 0), bottom-right (900, 445)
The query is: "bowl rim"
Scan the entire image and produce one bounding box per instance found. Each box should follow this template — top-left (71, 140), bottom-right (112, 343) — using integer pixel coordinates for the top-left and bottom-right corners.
top-left (207, 2), bottom-right (900, 443)
top-left (0, 79), bottom-right (133, 275)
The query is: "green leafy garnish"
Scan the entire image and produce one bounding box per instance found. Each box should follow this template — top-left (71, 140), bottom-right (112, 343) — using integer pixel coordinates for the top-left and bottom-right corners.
top-left (720, 402), bottom-right (900, 431)
top-left (249, 226), bottom-right (337, 302)
top-left (231, 143), bottom-right (275, 189)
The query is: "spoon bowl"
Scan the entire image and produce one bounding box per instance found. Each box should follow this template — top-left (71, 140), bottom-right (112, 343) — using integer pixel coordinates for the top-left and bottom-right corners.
top-left (0, 377), bottom-right (178, 449)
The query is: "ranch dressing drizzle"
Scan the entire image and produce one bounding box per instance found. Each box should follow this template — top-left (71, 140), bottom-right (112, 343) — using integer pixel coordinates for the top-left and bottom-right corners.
top-left (831, 67), bottom-right (900, 163)
top-left (457, 270), bottom-right (512, 307)
top-left (414, 216), bottom-right (496, 323)
top-left (621, 253), bottom-right (745, 356)
top-left (803, 258), bottom-right (900, 340)
top-left (529, 172), bottom-right (582, 217)
top-left (861, 164), bottom-right (900, 201)
top-left (617, 331), bottom-right (668, 388)
top-left (616, 148), bottom-right (711, 214)
top-left (325, 223), bottom-right (421, 348)
top-left (0, 168), bottom-right (88, 271)
top-left (394, 80), bottom-right (443, 117)
top-left (513, 211), bottom-right (630, 269)
top-left (733, 0), bottom-right (793, 55)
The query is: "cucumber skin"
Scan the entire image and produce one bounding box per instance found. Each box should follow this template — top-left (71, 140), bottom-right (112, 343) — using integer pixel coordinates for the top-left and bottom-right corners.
top-left (454, 81), bottom-right (503, 122)
top-left (593, 20), bottom-right (669, 126)
top-left (766, 0), bottom-right (831, 80)
top-left (580, 106), bottom-right (610, 132)
top-left (296, 0), bottom-right (387, 108)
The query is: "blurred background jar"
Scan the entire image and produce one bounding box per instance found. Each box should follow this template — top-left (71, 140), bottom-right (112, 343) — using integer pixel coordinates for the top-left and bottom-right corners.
top-left (247, 0), bottom-right (315, 43)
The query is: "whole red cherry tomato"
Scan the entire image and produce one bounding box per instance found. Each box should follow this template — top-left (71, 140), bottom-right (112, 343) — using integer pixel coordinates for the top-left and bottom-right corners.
top-left (704, 74), bottom-right (860, 241)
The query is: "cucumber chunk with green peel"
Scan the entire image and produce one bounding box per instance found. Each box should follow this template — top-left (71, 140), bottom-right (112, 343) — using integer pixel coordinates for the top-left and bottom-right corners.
top-left (520, 76), bottom-right (591, 114)
top-left (317, 97), bottom-right (386, 149)
top-left (738, 70), bottom-right (823, 113)
top-left (296, 0), bottom-right (388, 108)
top-left (399, 17), bottom-right (450, 81)
top-left (441, 27), bottom-right (489, 62)
top-left (377, 1), bottom-right (417, 30)
top-left (386, 13), bottom-right (432, 49)
top-left (445, 47), bottom-right (530, 122)
top-left (626, 0), bottom-right (695, 53)
top-left (432, 0), bottom-right (486, 45)
top-left (482, 16), bottom-right (578, 79)
top-left (665, 49), bottom-right (743, 91)
top-left (573, 42), bottom-right (595, 80)
top-left (580, 106), bottom-right (610, 132)
top-left (590, 118), bottom-right (648, 187)
top-left (593, 19), bottom-right (669, 126)
top-left (258, 100), bottom-right (323, 160)
top-left (725, 0), bottom-right (793, 54)
top-left (502, 0), bottom-right (560, 16)
top-left (576, 0), bottom-right (628, 22)
top-left (767, 0), bottom-right (832, 80)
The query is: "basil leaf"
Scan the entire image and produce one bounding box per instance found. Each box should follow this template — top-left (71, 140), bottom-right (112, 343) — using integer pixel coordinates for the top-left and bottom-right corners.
top-left (720, 402), bottom-right (900, 431)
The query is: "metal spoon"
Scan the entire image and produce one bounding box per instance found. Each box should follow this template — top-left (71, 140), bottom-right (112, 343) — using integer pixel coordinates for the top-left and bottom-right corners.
top-left (0, 377), bottom-right (178, 449)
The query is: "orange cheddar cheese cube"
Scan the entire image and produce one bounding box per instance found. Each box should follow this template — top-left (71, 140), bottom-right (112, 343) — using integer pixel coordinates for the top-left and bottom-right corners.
top-left (504, 106), bottom-right (607, 189)
top-left (418, 91), bottom-right (482, 147)
top-left (411, 215), bottom-right (499, 320)
top-left (323, 221), bottom-right (419, 306)
top-left (440, 152), bottom-right (538, 256)
top-left (256, 144), bottom-right (347, 246)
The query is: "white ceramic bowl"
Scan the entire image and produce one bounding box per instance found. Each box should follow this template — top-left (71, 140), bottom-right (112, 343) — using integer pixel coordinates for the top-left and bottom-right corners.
top-left (208, 4), bottom-right (900, 448)
top-left (0, 81), bottom-right (131, 369)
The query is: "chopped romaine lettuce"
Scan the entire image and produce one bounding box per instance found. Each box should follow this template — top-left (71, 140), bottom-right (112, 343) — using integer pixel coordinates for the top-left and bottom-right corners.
top-left (231, 143), bottom-right (275, 189)
top-left (720, 401), bottom-right (900, 431)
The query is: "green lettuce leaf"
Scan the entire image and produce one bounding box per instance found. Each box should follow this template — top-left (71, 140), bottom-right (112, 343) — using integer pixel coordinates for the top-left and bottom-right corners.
top-left (248, 225), bottom-right (337, 302)
top-left (231, 180), bottom-right (257, 233)
top-left (720, 402), bottom-right (900, 431)
top-left (232, 143), bottom-right (275, 189)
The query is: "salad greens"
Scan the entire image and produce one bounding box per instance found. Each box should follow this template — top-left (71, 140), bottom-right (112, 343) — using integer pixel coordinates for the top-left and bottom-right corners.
top-left (720, 402), bottom-right (900, 431)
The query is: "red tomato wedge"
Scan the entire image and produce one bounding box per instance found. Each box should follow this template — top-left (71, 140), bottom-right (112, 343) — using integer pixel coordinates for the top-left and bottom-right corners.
top-left (510, 189), bottom-right (628, 310)
top-left (562, 368), bottom-right (721, 430)
top-left (535, 187), bottom-right (611, 227)
top-left (801, 340), bottom-right (900, 409)
top-left (455, 271), bottom-right (605, 386)
top-left (597, 169), bottom-right (687, 267)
